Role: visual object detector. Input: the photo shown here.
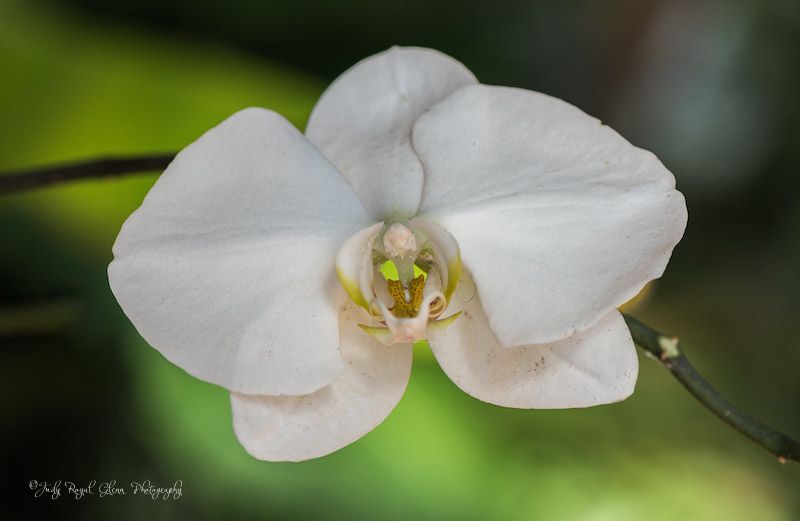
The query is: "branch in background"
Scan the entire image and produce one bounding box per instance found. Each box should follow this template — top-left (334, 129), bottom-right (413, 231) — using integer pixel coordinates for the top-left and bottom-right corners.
top-left (1, 154), bottom-right (798, 463)
top-left (0, 299), bottom-right (82, 336)
top-left (0, 153), bottom-right (175, 195)
top-left (623, 313), bottom-right (800, 463)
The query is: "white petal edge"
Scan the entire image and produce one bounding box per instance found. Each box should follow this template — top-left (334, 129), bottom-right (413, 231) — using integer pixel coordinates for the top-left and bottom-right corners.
top-left (414, 85), bottom-right (687, 346)
top-left (336, 222), bottom-right (384, 311)
top-left (306, 46), bottom-right (477, 221)
top-left (427, 271), bottom-right (638, 408)
top-left (109, 108), bottom-right (373, 396)
top-left (411, 219), bottom-right (461, 302)
top-left (231, 301), bottom-right (413, 461)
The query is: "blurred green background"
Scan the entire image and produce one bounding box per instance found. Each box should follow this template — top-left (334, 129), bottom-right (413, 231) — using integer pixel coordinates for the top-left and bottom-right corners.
top-left (2, 0), bottom-right (799, 519)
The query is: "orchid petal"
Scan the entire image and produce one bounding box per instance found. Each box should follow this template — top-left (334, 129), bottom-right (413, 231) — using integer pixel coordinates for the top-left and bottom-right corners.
top-left (336, 222), bottom-right (384, 312)
top-left (109, 108), bottom-right (373, 396)
top-left (306, 46), bottom-right (477, 220)
top-left (231, 302), bottom-right (412, 461)
top-left (427, 271), bottom-right (638, 408)
top-left (411, 220), bottom-right (461, 302)
top-left (414, 85), bottom-right (687, 346)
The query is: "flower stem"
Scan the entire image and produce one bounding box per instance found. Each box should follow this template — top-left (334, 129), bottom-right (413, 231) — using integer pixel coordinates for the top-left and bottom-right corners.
top-left (623, 313), bottom-right (799, 463)
top-left (1, 154), bottom-right (798, 463)
top-left (0, 153), bottom-right (175, 195)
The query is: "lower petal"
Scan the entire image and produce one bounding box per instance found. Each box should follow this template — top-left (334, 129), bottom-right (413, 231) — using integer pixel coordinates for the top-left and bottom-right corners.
top-left (231, 302), bottom-right (412, 461)
top-left (427, 272), bottom-right (638, 409)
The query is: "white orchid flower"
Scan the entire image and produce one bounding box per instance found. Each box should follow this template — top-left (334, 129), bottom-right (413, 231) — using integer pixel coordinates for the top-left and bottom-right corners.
top-left (108, 47), bottom-right (687, 462)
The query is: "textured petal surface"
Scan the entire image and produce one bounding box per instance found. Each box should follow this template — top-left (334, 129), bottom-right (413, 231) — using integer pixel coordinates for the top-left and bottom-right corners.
top-left (306, 46), bottom-right (477, 220)
top-left (414, 85), bottom-right (687, 346)
top-left (109, 108), bottom-right (373, 396)
top-left (428, 272), bottom-right (638, 408)
top-left (231, 301), bottom-right (413, 461)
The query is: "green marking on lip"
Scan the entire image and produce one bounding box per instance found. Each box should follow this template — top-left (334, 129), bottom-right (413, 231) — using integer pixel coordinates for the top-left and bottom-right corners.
top-left (444, 254), bottom-right (462, 302)
top-left (336, 267), bottom-right (369, 310)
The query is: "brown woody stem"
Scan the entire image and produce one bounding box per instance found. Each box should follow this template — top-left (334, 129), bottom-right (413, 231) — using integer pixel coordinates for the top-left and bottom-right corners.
top-left (623, 313), bottom-right (799, 463)
top-left (0, 153), bottom-right (175, 195)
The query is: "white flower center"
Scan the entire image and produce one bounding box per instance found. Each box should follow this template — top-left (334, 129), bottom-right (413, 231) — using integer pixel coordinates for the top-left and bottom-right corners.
top-left (338, 219), bottom-right (462, 345)
top-left (364, 222), bottom-right (457, 343)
